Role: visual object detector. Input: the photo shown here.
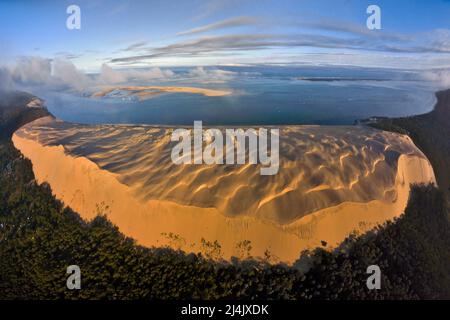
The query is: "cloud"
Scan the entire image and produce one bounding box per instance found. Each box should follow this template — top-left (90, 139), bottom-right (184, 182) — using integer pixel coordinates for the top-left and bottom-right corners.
top-left (425, 28), bottom-right (450, 53)
top-left (422, 69), bottom-right (450, 87)
top-left (184, 66), bottom-right (236, 83)
top-left (122, 41), bottom-right (148, 52)
top-left (99, 64), bottom-right (174, 84)
top-left (52, 59), bottom-right (93, 90)
top-left (177, 16), bottom-right (262, 36)
top-left (54, 51), bottom-right (84, 60)
top-left (296, 19), bottom-right (410, 42)
top-left (110, 33), bottom-right (373, 63)
top-left (9, 57), bottom-right (92, 90)
top-left (3, 57), bottom-right (177, 92)
top-left (191, 0), bottom-right (241, 21)
top-left (99, 64), bottom-right (127, 84)
top-left (11, 56), bottom-right (52, 84)
top-left (111, 27), bottom-right (450, 64)
top-left (0, 67), bottom-right (13, 91)
top-left (108, 13), bottom-right (450, 67)
top-left (109, 0), bottom-right (130, 16)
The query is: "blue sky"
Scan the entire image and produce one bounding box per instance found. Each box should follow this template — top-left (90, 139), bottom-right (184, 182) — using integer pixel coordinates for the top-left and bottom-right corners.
top-left (1, 0), bottom-right (450, 71)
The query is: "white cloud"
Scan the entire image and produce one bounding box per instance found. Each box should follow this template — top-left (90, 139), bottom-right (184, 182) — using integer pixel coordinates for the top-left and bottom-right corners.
top-left (187, 66), bottom-right (235, 81)
top-left (422, 69), bottom-right (450, 88)
top-left (11, 56), bottom-right (52, 84)
top-left (99, 64), bottom-right (127, 84)
top-left (52, 59), bottom-right (93, 90)
top-left (177, 16), bottom-right (261, 36)
top-left (0, 67), bottom-right (13, 91)
top-left (3, 57), bottom-right (178, 92)
top-left (99, 63), bottom-right (175, 84)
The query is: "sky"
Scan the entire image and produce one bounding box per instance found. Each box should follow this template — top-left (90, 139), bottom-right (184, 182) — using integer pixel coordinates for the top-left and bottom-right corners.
top-left (1, 0), bottom-right (450, 73)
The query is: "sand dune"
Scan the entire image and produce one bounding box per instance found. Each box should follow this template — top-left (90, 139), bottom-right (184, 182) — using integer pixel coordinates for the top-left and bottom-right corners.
top-left (13, 117), bottom-right (436, 263)
top-left (91, 86), bottom-right (232, 101)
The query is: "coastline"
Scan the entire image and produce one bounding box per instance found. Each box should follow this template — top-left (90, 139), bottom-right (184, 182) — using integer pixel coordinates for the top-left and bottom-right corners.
top-left (369, 88), bottom-right (450, 202)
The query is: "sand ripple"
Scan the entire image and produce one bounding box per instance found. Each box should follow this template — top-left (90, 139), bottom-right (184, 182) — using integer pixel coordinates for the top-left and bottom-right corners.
top-left (13, 117), bottom-right (436, 262)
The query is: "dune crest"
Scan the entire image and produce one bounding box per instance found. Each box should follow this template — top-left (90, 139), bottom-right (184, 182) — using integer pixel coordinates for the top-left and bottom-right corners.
top-left (13, 117), bottom-right (436, 263)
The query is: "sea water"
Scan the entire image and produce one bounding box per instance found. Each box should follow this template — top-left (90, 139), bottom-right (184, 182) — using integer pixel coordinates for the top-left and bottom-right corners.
top-left (29, 65), bottom-right (437, 126)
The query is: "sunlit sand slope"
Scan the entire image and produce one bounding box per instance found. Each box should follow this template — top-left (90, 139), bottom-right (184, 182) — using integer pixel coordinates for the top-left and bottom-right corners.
top-left (13, 117), bottom-right (435, 263)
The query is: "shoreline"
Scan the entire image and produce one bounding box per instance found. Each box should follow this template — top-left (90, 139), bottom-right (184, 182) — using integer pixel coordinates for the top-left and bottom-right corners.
top-left (369, 88), bottom-right (450, 201)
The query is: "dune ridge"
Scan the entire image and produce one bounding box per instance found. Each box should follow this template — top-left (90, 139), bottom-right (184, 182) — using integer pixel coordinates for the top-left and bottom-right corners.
top-left (13, 117), bottom-right (436, 263)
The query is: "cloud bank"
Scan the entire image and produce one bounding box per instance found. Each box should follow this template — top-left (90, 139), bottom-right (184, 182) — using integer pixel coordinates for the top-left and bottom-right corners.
top-left (422, 69), bottom-right (450, 88)
top-left (110, 15), bottom-right (450, 68)
top-left (176, 16), bottom-right (261, 36)
top-left (1, 57), bottom-right (235, 92)
top-left (0, 68), bottom-right (13, 91)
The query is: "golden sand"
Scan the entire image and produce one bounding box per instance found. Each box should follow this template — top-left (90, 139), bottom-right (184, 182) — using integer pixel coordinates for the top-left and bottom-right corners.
top-left (91, 85), bottom-right (232, 100)
top-left (13, 117), bottom-right (436, 263)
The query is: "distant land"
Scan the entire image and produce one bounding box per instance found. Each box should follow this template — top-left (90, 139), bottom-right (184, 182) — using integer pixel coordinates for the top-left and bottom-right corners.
top-left (296, 77), bottom-right (390, 82)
